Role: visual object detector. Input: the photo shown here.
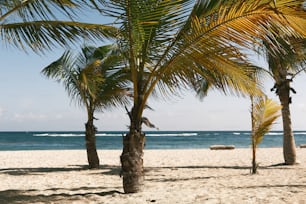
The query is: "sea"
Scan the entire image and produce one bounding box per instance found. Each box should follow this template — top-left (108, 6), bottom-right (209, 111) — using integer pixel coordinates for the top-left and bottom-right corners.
top-left (0, 131), bottom-right (306, 151)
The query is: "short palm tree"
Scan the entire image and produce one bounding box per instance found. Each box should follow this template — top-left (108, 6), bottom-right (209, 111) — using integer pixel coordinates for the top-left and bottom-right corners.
top-left (42, 45), bottom-right (129, 169)
top-left (0, 0), bottom-right (117, 52)
top-left (259, 37), bottom-right (306, 165)
top-left (250, 96), bottom-right (282, 174)
top-left (88, 0), bottom-right (306, 193)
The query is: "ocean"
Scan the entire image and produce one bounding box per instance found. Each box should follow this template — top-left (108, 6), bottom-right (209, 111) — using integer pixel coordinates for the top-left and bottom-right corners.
top-left (0, 131), bottom-right (306, 151)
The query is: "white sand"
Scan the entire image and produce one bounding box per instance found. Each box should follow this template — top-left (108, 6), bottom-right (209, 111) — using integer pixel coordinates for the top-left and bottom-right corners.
top-left (0, 148), bottom-right (305, 204)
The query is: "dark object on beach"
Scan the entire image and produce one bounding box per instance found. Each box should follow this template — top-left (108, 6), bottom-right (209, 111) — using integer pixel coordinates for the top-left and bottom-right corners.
top-left (300, 144), bottom-right (306, 148)
top-left (209, 145), bottom-right (235, 150)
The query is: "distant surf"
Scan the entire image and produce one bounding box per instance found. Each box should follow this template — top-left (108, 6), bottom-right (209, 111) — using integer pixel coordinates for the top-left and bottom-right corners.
top-left (33, 132), bottom-right (198, 137)
top-left (1, 131), bottom-right (306, 151)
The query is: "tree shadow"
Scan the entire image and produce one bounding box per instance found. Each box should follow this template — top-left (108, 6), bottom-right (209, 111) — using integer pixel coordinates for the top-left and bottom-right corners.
top-left (0, 164), bottom-right (123, 176)
top-left (233, 184), bottom-right (306, 189)
top-left (1, 163), bottom-right (295, 177)
top-left (99, 165), bottom-right (121, 175)
top-left (143, 165), bottom-right (250, 183)
top-left (145, 165), bottom-right (251, 172)
top-left (0, 166), bottom-right (88, 176)
top-left (145, 163), bottom-right (299, 173)
top-left (267, 163), bottom-right (302, 168)
top-left (0, 188), bottom-right (123, 204)
top-left (146, 175), bottom-right (215, 183)
top-left (143, 164), bottom-right (301, 183)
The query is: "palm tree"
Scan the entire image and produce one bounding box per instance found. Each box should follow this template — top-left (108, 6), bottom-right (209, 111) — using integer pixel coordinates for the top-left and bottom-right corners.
top-left (262, 38), bottom-right (306, 165)
top-left (89, 0), bottom-right (306, 193)
top-left (42, 45), bottom-right (129, 169)
top-left (0, 0), bottom-right (117, 52)
top-left (250, 96), bottom-right (282, 174)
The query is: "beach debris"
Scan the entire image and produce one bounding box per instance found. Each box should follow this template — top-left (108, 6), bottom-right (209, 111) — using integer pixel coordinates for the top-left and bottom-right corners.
top-left (209, 145), bottom-right (235, 150)
top-left (300, 144), bottom-right (306, 148)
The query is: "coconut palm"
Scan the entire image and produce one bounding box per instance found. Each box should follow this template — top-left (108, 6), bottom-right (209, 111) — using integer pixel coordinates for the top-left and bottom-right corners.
top-left (250, 96), bottom-right (282, 174)
top-left (261, 37), bottom-right (306, 165)
top-left (42, 45), bottom-right (129, 169)
top-left (87, 0), bottom-right (306, 193)
top-left (0, 0), bottom-right (117, 52)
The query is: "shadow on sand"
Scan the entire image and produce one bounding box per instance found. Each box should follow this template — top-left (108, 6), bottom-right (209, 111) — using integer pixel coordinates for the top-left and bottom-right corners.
top-left (0, 188), bottom-right (123, 204)
top-left (1, 163), bottom-right (300, 203)
top-left (0, 162), bottom-right (294, 176)
top-left (0, 165), bottom-right (121, 176)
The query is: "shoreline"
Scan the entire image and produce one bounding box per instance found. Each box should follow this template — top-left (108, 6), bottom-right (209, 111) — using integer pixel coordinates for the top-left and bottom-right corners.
top-left (1, 148), bottom-right (305, 203)
top-left (1, 145), bottom-right (305, 151)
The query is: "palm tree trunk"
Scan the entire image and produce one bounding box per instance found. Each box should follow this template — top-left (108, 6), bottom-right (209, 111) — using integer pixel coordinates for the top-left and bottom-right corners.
top-left (120, 105), bottom-right (145, 193)
top-left (278, 79), bottom-right (297, 165)
top-left (252, 141), bottom-right (257, 174)
top-left (120, 129), bottom-right (145, 193)
top-left (85, 118), bottom-right (100, 169)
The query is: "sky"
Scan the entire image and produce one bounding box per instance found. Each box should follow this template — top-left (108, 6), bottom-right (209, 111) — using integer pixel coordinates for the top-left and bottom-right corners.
top-left (1, 44), bottom-right (306, 132)
top-left (1, 6), bottom-right (306, 132)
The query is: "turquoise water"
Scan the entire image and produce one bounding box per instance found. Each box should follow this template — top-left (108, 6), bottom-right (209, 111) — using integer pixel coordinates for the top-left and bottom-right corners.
top-left (0, 131), bottom-right (306, 151)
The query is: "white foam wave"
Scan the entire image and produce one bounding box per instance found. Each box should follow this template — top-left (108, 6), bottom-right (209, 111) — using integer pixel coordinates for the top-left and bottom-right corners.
top-left (33, 133), bottom-right (84, 137)
top-left (266, 132), bottom-right (282, 136)
top-left (147, 133), bottom-right (198, 137)
top-left (96, 133), bottom-right (123, 137)
top-left (294, 132), bottom-right (306, 135)
top-left (33, 132), bottom-right (198, 137)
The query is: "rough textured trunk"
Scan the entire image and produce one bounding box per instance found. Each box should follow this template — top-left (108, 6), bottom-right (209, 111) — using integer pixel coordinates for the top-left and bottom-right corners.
top-left (278, 81), bottom-right (297, 165)
top-left (250, 96), bottom-right (257, 174)
top-left (252, 142), bottom-right (257, 174)
top-left (85, 119), bottom-right (100, 169)
top-left (120, 129), bottom-right (145, 193)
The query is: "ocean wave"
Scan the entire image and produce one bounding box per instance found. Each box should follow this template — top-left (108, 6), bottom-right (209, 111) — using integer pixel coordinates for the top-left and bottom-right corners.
top-left (96, 133), bottom-right (123, 137)
top-left (294, 132), bottom-right (306, 135)
top-left (33, 133), bottom-right (84, 137)
top-left (147, 133), bottom-right (198, 137)
top-left (33, 133), bottom-right (122, 137)
top-left (266, 132), bottom-right (282, 136)
top-left (33, 132), bottom-right (198, 137)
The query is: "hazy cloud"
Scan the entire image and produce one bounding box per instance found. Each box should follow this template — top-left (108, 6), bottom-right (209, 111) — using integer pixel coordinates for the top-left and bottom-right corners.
top-left (13, 112), bottom-right (48, 121)
top-left (0, 107), bottom-right (4, 117)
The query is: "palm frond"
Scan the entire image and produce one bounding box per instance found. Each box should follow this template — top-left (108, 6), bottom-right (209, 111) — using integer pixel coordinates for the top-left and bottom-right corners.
top-left (41, 50), bottom-right (85, 106)
top-left (141, 117), bottom-right (158, 130)
top-left (42, 44), bottom-right (131, 111)
top-left (0, 0), bottom-right (105, 22)
top-left (1, 0), bottom-right (117, 51)
top-left (142, 0), bottom-right (306, 103)
top-left (251, 96), bottom-right (282, 146)
top-left (264, 37), bottom-right (306, 77)
top-left (1, 21), bottom-right (117, 52)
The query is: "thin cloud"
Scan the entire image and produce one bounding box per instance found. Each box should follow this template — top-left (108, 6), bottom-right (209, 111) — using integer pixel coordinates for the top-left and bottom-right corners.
top-left (13, 112), bottom-right (48, 121)
top-left (0, 107), bottom-right (4, 117)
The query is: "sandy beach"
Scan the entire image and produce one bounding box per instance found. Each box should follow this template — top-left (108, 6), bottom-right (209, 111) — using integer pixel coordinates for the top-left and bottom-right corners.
top-left (0, 148), bottom-right (305, 204)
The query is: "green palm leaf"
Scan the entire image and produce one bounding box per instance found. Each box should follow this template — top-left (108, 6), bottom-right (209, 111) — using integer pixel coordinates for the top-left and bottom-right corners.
top-left (161, 0), bottom-right (306, 97)
top-left (41, 45), bottom-right (130, 111)
top-left (2, 21), bottom-right (117, 51)
top-left (97, 0), bottom-right (306, 123)
top-left (1, 0), bottom-right (117, 51)
top-left (252, 97), bottom-right (282, 146)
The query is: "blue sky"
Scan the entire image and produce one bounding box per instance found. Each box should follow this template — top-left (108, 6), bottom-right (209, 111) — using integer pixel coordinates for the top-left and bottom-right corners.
top-left (1, 7), bottom-right (306, 131)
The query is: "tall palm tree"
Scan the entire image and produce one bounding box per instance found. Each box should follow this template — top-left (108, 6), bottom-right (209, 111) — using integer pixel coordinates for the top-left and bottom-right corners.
top-left (262, 38), bottom-right (306, 165)
top-left (42, 45), bottom-right (129, 169)
top-left (250, 96), bottom-right (282, 174)
top-left (86, 0), bottom-right (306, 193)
top-left (0, 0), bottom-right (117, 52)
